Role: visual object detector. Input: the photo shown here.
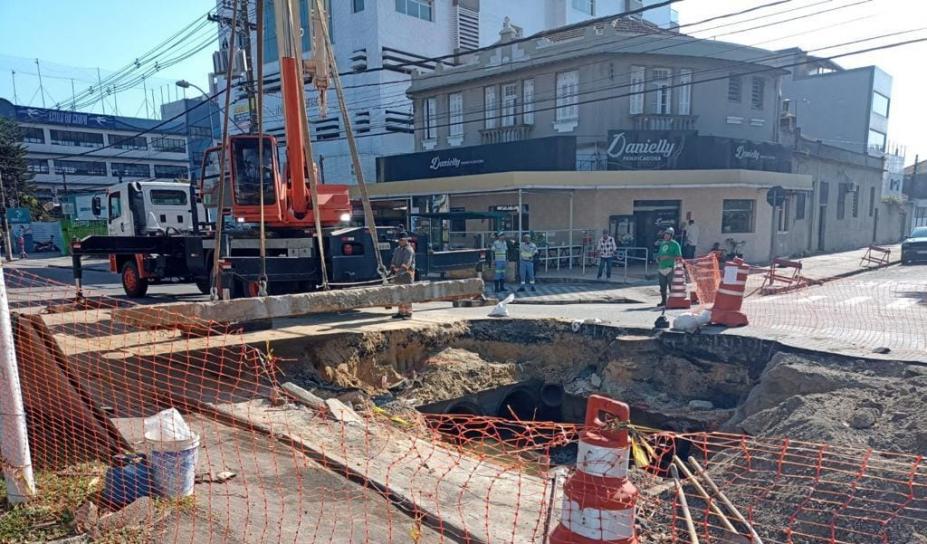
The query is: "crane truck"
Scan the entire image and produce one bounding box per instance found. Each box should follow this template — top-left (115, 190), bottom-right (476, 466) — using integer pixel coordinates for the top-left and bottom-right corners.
top-left (70, 0), bottom-right (483, 299)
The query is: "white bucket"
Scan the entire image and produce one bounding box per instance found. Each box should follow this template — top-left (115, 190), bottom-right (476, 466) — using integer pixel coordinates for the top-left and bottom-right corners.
top-left (146, 432), bottom-right (200, 498)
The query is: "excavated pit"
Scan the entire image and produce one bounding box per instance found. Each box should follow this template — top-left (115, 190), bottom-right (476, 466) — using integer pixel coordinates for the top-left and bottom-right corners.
top-left (273, 318), bottom-right (927, 455)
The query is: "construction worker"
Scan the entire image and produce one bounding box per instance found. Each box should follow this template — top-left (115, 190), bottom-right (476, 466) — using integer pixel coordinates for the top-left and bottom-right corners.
top-left (390, 235), bottom-right (416, 319)
top-left (491, 232), bottom-right (508, 293)
top-left (517, 234), bottom-right (538, 292)
top-left (656, 227), bottom-right (682, 307)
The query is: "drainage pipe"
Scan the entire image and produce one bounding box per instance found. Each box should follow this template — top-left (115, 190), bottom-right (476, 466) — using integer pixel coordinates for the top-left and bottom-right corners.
top-left (496, 386), bottom-right (539, 421)
top-left (539, 383), bottom-right (564, 410)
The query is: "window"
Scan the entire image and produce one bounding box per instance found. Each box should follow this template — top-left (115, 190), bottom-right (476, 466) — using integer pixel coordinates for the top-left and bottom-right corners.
top-left (190, 126), bottom-right (213, 138)
top-left (484, 86), bottom-right (497, 129)
top-left (108, 192), bottom-right (122, 221)
top-left (869, 186), bottom-right (876, 217)
top-left (110, 134), bottom-right (148, 151)
top-left (868, 129), bottom-right (886, 152)
top-left (837, 185), bottom-right (847, 220)
top-left (424, 97), bottom-right (437, 140)
top-left (852, 189), bottom-right (859, 218)
top-left (751, 77), bottom-right (765, 110)
top-left (448, 93), bottom-right (463, 139)
top-left (651, 68), bottom-right (672, 115)
top-left (819, 181), bottom-right (829, 204)
top-left (153, 165), bottom-right (189, 179)
top-left (629, 66), bottom-right (645, 115)
top-left (777, 197), bottom-right (790, 232)
top-left (396, 0), bottom-right (432, 21)
top-left (678, 69), bottom-right (692, 115)
top-left (555, 70), bottom-right (579, 122)
top-left (522, 79), bottom-right (535, 125)
top-left (54, 160), bottom-right (106, 176)
top-left (150, 189), bottom-right (188, 206)
top-left (19, 127), bottom-right (44, 144)
top-left (49, 129), bottom-right (104, 148)
top-left (26, 159), bottom-right (49, 174)
top-left (872, 91), bottom-right (890, 117)
top-left (353, 0), bottom-right (364, 12)
top-left (728, 75), bottom-right (742, 103)
top-left (501, 83), bottom-right (518, 127)
top-left (722, 199), bottom-right (755, 233)
top-left (571, 0), bottom-right (594, 15)
top-left (151, 136), bottom-right (186, 153)
top-left (111, 162), bottom-right (151, 178)
top-left (262, 0), bottom-right (278, 63)
top-left (795, 193), bottom-right (806, 220)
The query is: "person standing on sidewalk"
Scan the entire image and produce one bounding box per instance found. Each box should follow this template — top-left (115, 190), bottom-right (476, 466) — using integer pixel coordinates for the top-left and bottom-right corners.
top-left (390, 235), bottom-right (416, 319)
top-left (17, 226), bottom-right (28, 260)
top-left (656, 227), bottom-right (682, 306)
top-left (596, 229), bottom-right (617, 280)
top-left (684, 218), bottom-right (699, 259)
top-left (517, 234), bottom-right (538, 292)
top-left (491, 232), bottom-right (508, 293)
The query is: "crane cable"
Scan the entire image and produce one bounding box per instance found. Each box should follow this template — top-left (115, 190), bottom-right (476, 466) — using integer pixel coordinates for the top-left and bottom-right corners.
top-left (311, 0), bottom-right (389, 284)
top-left (256, 0), bottom-right (268, 297)
top-left (209, 0), bottom-right (240, 300)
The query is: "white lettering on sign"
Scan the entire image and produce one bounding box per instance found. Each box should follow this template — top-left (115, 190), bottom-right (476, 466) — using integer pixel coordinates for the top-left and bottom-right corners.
top-left (428, 156), bottom-right (485, 170)
top-left (734, 145), bottom-right (776, 161)
top-left (606, 132), bottom-right (677, 160)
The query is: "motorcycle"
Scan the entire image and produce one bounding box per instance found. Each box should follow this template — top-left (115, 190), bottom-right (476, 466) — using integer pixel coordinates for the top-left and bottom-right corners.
top-left (34, 237), bottom-right (60, 253)
top-left (710, 238), bottom-right (745, 263)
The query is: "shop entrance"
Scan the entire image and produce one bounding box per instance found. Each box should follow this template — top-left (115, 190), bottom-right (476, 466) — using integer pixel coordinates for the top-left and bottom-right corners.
top-left (632, 200), bottom-right (680, 249)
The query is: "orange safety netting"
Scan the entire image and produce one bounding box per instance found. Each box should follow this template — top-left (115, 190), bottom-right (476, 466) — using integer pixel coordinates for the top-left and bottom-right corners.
top-left (684, 253), bottom-right (721, 306)
top-left (2, 266), bottom-right (926, 543)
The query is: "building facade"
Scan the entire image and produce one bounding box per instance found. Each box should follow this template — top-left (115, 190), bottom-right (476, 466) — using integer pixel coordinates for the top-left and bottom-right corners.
top-left (213, 0), bottom-right (676, 185)
top-left (160, 97), bottom-right (220, 180)
top-left (0, 98), bottom-right (190, 198)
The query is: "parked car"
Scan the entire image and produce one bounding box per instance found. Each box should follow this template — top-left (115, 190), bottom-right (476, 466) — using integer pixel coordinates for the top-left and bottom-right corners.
top-left (901, 226), bottom-right (927, 264)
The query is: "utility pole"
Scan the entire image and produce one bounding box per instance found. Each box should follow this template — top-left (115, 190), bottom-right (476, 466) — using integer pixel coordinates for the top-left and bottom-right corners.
top-left (0, 172), bottom-right (13, 262)
top-left (142, 76), bottom-right (150, 118)
top-left (34, 59), bottom-right (46, 108)
top-left (238, 0), bottom-right (258, 132)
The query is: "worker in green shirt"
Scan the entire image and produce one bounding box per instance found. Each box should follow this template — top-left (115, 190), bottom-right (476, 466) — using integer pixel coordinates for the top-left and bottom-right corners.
top-left (656, 227), bottom-right (682, 307)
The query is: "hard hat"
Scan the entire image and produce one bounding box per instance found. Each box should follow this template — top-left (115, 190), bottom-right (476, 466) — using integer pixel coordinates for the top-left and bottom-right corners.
top-left (665, 227), bottom-right (675, 235)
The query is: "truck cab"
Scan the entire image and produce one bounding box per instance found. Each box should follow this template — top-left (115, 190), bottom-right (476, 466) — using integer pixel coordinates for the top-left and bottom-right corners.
top-left (94, 180), bottom-right (202, 236)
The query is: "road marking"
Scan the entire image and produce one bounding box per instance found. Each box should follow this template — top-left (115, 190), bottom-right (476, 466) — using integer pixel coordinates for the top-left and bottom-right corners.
top-left (795, 295), bottom-right (828, 304)
top-left (841, 296), bottom-right (871, 306)
top-left (885, 298), bottom-right (918, 310)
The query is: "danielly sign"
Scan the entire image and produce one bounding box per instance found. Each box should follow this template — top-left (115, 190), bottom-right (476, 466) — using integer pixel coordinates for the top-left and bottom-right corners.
top-left (606, 130), bottom-right (791, 172)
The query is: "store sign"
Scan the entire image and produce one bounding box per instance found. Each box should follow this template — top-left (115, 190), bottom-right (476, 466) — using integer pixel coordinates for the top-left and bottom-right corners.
top-left (606, 130), bottom-right (791, 173)
top-left (606, 131), bottom-right (689, 169)
top-left (378, 136), bottom-right (576, 182)
top-left (15, 105), bottom-right (113, 128)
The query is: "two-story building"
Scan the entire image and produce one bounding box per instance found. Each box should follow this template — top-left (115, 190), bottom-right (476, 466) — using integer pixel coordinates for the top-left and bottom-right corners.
top-left (367, 18), bottom-right (904, 262)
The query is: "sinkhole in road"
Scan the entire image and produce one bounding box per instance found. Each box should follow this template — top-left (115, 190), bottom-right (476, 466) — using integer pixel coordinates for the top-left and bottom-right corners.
top-left (274, 318), bottom-right (774, 440)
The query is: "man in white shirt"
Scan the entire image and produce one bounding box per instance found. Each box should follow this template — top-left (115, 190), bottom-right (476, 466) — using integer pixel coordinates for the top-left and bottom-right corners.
top-left (684, 218), bottom-right (699, 259)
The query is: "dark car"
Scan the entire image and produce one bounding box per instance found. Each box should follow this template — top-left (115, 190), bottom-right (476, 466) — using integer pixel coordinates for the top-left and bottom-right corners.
top-left (901, 226), bottom-right (927, 264)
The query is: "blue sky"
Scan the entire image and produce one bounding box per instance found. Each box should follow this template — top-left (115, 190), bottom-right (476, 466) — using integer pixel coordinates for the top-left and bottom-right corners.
top-left (0, 0), bottom-right (215, 118)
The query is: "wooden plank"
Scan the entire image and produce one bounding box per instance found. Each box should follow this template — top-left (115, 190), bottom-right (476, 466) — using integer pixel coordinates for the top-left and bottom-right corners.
top-left (111, 279), bottom-right (484, 329)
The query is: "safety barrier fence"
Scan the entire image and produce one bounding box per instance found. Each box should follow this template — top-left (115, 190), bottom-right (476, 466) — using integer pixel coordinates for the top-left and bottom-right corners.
top-left (1, 267), bottom-right (926, 543)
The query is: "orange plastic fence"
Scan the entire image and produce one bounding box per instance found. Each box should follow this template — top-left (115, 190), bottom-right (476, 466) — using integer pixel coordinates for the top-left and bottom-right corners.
top-left (683, 253), bottom-right (721, 306)
top-left (2, 267), bottom-right (926, 543)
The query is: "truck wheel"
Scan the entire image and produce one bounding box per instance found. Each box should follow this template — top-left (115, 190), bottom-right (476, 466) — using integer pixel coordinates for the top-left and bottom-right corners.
top-left (121, 261), bottom-right (149, 298)
top-left (195, 278), bottom-right (212, 295)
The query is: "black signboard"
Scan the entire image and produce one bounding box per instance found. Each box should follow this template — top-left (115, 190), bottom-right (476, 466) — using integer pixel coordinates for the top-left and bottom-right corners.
top-left (606, 130), bottom-right (791, 173)
top-left (377, 136), bottom-right (577, 182)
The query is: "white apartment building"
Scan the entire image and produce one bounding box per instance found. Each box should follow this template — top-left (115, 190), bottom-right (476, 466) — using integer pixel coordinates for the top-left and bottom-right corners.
top-left (214, 0), bottom-right (676, 185)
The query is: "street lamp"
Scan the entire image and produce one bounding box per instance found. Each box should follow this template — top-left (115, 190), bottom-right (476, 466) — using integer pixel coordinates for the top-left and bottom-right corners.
top-left (176, 80), bottom-right (219, 145)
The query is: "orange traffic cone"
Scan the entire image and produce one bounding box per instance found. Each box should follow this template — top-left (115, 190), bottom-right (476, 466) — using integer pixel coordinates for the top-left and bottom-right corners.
top-left (710, 257), bottom-right (750, 327)
top-left (666, 260), bottom-right (691, 310)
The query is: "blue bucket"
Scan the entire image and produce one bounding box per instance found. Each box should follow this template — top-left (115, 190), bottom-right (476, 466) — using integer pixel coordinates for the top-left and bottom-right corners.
top-left (102, 454), bottom-right (151, 507)
top-left (146, 433), bottom-right (200, 498)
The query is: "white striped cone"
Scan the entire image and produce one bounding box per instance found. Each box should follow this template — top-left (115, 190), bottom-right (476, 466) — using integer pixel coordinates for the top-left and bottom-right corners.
top-left (666, 260), bottom-right (691, 309)
top-left (710, 257), bottom-right (749, 327)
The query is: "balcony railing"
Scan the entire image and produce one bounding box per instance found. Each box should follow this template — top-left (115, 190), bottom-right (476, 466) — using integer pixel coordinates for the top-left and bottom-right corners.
top-left (480, 124), bottom-right (533, 145)
top-left (631, 114), bottom-right (698, 131)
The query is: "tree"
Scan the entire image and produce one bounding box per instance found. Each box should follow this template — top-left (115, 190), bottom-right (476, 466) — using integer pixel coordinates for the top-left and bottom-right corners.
top-left (0, 117), bottom-right (44, 220)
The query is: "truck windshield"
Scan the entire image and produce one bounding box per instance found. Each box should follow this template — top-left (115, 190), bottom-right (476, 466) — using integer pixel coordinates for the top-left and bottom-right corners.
top-left (232, 137), bottom-right (276, 206)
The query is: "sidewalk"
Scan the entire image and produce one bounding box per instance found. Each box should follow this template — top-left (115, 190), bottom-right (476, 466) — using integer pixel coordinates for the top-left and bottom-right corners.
top-left (536, 261), bottom-right (654, 285)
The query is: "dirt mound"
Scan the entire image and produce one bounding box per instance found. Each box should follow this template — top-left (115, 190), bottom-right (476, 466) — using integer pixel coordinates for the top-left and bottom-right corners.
top-left (724, 352), bottom-right (927, 451)
top-left (400, 347), bottom-right (518, 405)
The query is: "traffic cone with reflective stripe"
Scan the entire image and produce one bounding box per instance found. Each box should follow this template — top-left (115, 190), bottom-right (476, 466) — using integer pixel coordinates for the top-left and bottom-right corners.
top-left (666, 260), bottom-right (691, 310)
top-left (710, 257), bottom-right (749, 327)
top-left (550, 395), bottom-right (639, 544)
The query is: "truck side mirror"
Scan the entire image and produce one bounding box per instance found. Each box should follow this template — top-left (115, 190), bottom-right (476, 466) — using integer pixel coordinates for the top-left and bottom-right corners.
top-left (91, 196), bottom-right (102, 216)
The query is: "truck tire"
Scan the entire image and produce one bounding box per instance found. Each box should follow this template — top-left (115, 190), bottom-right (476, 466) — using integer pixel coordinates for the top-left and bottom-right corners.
top-left (121, 260), bottom-right (149, 298)
top-left (195, 278), bottom-right (212, 295)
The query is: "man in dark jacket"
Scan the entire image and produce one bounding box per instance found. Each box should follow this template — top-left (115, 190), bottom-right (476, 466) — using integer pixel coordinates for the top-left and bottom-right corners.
top-left (390, 235), bottom-right (416, 319)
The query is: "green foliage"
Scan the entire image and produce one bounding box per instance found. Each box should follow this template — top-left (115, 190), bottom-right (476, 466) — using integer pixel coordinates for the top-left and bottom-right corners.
top-left (0, 118), bottom-right (44, 220)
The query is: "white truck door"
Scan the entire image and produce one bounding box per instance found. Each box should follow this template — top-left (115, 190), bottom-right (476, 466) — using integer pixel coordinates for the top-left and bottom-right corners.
top-left (107, 190), bottom-right (133, 236)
